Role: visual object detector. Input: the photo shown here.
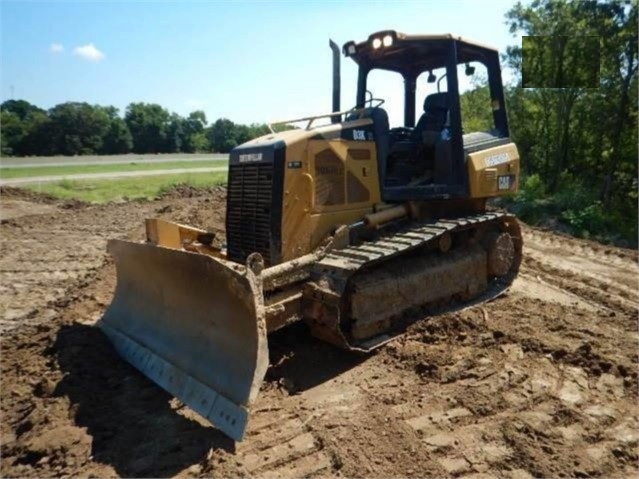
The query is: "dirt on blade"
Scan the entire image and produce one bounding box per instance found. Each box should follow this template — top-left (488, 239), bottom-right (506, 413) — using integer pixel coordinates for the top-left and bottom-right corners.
top-left (1, 186), bottom-right (637, 478)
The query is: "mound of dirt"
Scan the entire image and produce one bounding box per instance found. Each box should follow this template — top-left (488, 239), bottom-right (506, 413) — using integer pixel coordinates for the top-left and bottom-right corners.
top-left (0, 186), bottom-right (59, 203)
top-left (158, 184), bottom-right (227, 200)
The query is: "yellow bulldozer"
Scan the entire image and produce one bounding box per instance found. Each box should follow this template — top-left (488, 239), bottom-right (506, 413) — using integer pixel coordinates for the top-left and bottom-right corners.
top-left (99, 31), bottom-right (522, 440)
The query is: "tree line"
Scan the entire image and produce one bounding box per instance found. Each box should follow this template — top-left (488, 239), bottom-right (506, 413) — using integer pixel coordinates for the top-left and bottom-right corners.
top-left (461, 0), bottom-right (637, 245)
top-left (460, 0), bottom-right (639, 246)
top-left (0, 100), bottom-right (283, 156)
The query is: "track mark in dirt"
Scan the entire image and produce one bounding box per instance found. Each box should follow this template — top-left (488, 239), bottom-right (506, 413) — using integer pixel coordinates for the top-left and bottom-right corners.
top-left (0, 187), bottom-right (227, 333)
top-left (511, 272), bottom-right (600, 312)
top-left (384, 293), bottom-right (638, 478)
top-left (0, 199), bottom-right (57, 220)
top-left (214, 406), bottom-right (333, 479)
top-left (520, 226), bottom-right (639, 315)
top-left (1, 190), bottom-right (637, 478)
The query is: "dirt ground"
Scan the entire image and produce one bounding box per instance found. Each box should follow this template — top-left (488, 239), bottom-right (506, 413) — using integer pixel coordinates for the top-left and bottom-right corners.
top-left (1, 186), bottom-right (637, 478)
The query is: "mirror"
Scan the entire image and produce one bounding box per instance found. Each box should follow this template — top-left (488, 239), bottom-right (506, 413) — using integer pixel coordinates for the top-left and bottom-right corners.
top-left (465, 63), bottom-right (475, 76)
top-left (427, 71), bottom-right (436, 83)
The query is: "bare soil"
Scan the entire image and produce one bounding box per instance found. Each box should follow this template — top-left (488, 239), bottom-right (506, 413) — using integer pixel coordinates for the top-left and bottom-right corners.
top-left (1, 187), bottom-right (637, 478)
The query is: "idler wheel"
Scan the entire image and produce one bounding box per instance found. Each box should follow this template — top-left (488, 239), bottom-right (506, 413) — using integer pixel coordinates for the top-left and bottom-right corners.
top-left (485, 232), bottom-right (515, 277)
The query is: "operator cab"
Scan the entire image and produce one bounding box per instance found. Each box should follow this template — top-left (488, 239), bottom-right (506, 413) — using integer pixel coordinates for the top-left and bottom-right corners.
top-left (337, 31), bottom-right (511, 201)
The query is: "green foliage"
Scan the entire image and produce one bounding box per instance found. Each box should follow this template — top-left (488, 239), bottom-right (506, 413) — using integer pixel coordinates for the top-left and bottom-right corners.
top-left (459, 83), bottom-right (493, 132)
top-left (500, 0), bottom-right (638, 246)
top-left (124, 102), bottom-right (171, 154)
top-left (206, 118), bottom-right (239, 153)
top-left (182, 111), bottom-right (208, 152)
top-left (101, 116), bottom-right (133, 154)
top-left (189, 132), bottom-right (210, 152)
top-left (519, 173), bottom-right (547, 201)
top-left (1, 101), bottom-right (49, 155)
top-left (560, 202), bottom-right (608, 239)
top-left (1, 110), bottom-right (21, 155)
top-left (46, 102), bottom-right (111, 155)
top-left (522, 35), bottom-right (600, 88)
top-left (57, 178), bottom-right (78, 191)
top-left (204, 119), bottom-right (289, 153)
top-left (501, 172), bottom-right (637, 247)
top-left (1, 98), bottom-right (286, 157)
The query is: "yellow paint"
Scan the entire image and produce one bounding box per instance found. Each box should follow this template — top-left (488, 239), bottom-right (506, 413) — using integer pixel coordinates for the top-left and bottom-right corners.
top-left (467, 143), bottom-right (520, 198)
top-left (279, 120), bottom-right (382, 261)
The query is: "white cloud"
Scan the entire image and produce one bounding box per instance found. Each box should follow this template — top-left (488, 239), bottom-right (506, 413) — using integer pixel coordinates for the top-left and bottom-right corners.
top-left (49, 43), bottom-right (64, 54)
top-left (73, 43), bottom-right (105, 62)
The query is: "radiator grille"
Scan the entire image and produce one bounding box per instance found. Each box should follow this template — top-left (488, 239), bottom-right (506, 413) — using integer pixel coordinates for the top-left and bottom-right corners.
top-left (226, 163), bottom-right (274, 265)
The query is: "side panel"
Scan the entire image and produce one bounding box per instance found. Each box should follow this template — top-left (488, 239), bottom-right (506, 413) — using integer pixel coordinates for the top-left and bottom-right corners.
top-left (280, 136), bottom-right (381, 261)
top-left (467, 143), bottom-right (520, 198)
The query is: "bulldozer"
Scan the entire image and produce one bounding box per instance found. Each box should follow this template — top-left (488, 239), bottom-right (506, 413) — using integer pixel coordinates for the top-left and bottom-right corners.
top-left (99, 31), bottom-right (522, 441)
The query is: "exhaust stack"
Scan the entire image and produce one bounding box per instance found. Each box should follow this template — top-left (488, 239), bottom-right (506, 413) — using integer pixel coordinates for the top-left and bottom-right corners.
top-left (329, 39), bottom-right (341, 123)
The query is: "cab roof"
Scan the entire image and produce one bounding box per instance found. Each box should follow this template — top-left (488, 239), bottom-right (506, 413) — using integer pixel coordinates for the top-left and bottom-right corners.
top-left (343, 31), bottom-right (499, 76)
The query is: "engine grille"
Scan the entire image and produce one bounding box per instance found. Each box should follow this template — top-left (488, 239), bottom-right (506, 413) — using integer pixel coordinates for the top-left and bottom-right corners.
top-left (226, 163), bottom-right (274, 265)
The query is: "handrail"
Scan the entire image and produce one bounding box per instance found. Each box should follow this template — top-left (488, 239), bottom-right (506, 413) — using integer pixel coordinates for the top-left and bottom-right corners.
top-left (267, 106), bottom-right (370, 133)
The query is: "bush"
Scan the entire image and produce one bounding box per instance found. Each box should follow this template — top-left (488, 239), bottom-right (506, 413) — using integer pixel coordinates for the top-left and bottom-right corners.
top-left (560, 202), bottom-right (608, 239)
top-left (500, 172), bottom-right (636, 247)
top-left (518, 173), bottom-right (546, 202)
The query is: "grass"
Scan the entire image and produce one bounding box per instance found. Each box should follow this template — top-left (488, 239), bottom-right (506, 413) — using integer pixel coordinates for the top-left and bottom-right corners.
top-left (24, 171), bottom-right (227, 203)
top-left (0, 160), bottom-right (228, 179)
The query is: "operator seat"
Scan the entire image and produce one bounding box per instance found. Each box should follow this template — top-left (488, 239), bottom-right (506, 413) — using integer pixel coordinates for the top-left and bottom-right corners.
top-left (411, 92), bottom-right (450, 144)
top-left (409, 92), bottom-right (452, 185)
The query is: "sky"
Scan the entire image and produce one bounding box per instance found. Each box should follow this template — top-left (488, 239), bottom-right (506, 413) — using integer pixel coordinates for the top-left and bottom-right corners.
top-left (1, 0), bottom-right (522, 127)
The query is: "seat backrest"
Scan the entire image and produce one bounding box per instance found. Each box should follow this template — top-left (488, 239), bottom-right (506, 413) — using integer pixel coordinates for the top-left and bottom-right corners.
top-left (412, 93), bottom-right (449, 143)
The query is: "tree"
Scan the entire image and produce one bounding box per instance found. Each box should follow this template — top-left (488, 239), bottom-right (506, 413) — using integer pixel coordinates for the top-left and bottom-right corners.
top-left (44, 102), bottom-right (111, 155)
top-left (181, 110), bottom-right (208, 152)
top-left (166, 113), bottom-right (185, 153)
top-left (0, 100), bottom-right (48, 155)
top-left (1, 99), bottom-right (45, 121)
top-left (99, 107), bottom-right (133, 155)
top-left (1, 110), bottom-right (25, 155)
top-left (459, 78), bottom-right (493, 133)
top-left (503, 0), bottom-right (638, 243)
top-left (206, 118), bottom-right (240, 153)
top-left (124, 102), bottom-right (171, 154)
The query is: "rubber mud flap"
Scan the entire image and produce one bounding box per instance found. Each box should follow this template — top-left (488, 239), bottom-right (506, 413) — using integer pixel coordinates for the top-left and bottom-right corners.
top-left (98, 239), bottom-right (268, 441)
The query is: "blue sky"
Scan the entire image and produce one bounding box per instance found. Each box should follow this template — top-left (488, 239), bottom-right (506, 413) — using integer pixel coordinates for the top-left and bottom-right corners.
top-left (1, 0), bottom-right (521, 126)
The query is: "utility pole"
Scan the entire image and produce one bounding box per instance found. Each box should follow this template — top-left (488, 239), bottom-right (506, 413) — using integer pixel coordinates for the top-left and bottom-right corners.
top-left (10, 84), bottom-right (15, 99)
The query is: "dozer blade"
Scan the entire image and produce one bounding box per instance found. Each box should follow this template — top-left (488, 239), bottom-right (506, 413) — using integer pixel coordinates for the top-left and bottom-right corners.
top-left (98, 239), bottom-right (268, 441)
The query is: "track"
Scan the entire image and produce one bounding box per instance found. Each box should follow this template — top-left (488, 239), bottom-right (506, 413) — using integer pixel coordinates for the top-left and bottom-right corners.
top-left (307, 212), bottom-right (520, 350)
top-left (1, 186), bottom-right (637, 478)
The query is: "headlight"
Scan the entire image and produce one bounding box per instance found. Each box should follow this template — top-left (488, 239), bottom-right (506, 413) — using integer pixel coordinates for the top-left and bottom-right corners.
top-left (372, 38), bottom-right (382, 49)
top-left (382, 35), bottom-right (393, 47)
top-left (347, 44), bottom-right (356, 55)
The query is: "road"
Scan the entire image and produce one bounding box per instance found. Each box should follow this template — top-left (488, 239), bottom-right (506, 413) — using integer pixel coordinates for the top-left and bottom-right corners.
top-left (0, 153), bottom-right (229, 169)
top-left (0, 166), bottom-right (228, 186)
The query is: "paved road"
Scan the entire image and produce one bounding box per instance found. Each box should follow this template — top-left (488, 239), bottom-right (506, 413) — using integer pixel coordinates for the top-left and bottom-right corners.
top-left (0, 166), bottom-right (228, 186)
top-left (0, 154), bottom-right (229, 169)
